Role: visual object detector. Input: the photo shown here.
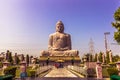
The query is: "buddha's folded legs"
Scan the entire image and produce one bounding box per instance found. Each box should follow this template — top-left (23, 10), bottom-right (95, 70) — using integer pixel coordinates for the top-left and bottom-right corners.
top-left (64, 50), bottom-right (79, 56)
top-left (41, 50), bottom-right (79, 56)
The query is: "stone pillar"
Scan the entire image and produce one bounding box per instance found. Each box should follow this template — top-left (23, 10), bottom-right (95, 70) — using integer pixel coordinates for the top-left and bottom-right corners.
top-left (2, 61), bottom-right (10, 69)
top-left (109, 50), bottom-right (112, 63)
top-left (97, 54), bottom-right (99, 62)
top-left (20, 61), bottom-right (27, 79)
top-left (96, 62), bottom-right (102, 79)
top-left (116, 61), bottom-right (120, 76)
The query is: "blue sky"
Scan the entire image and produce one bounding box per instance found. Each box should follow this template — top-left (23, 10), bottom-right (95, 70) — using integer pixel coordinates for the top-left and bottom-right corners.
top-left (0, 0), bottom-right (120, 57)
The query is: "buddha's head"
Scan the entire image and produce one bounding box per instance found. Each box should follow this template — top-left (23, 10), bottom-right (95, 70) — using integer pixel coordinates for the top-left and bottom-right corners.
top-left (56, 21), bottom-right (64, 33)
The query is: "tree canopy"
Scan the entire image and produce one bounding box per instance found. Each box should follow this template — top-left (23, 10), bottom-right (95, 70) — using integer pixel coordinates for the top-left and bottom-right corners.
top-left (112, 7), bottom-right (120, 44)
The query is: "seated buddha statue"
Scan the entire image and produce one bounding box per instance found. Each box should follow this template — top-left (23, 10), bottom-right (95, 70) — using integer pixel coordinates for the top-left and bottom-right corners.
top-left (41, 21), bottom-right (79, 56)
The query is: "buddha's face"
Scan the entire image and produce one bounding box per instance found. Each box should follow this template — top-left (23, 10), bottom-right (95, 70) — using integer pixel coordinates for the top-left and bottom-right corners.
top-left (56, 23), bottom-right (64, 33)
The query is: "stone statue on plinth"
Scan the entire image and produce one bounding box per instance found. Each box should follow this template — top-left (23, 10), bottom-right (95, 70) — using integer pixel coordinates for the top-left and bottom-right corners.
top-left (41, 21), bottom-right (79, 56)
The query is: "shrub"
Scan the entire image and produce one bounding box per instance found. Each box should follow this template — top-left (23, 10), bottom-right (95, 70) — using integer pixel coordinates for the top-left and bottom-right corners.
top-left (87, 68), bottom-right (96, 77)
top-left (107, 67), bottom-right (118, 76)
top-left (28, 70), bottom-right (36, 77)
top-left (102, 68), bottom-right (109, 77)
top-left (4, 66), bottom-right (17, 77)
top-left (3, 75), bottom-right (13, 80)
top-left (0, 75), bottom-right (13, 80)
top-left (109, 63), bottom-right (116, 67)
top-left (0, 62), bottom-right (3, 68)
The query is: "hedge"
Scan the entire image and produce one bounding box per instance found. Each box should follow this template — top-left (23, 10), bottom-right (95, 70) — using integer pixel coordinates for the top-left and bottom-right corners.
top-left (4, 66), bottom-right (17, 77)
top-left (0, 75), bottom-right (13, 80)
top-left (107, 67), bottom-right (118, 76)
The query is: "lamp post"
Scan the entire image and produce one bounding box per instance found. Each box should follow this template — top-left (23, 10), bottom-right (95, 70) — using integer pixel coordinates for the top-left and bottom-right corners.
top-left (104, 32), bottom-right (110, 52)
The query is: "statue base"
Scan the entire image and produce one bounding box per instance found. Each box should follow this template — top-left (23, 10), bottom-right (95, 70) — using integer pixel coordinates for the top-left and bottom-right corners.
top-left (39, 56), bottom-right (81, 66)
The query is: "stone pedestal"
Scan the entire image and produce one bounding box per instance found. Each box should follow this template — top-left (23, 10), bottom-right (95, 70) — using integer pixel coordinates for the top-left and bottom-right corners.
top-left (20, 61), bottom-right (27, 79)
top-left (84, 62), bottom-right (96, 68)
top-left (96, 62), bottom-right (102, 79)
top-left (2, 61), bottom-right (10, 69)
top-left (20, 61), bottom-right (26, 72)
top-left (2, 61), bottom-right (10, 75)
top-left (39, 56), bottom-right (80, 66)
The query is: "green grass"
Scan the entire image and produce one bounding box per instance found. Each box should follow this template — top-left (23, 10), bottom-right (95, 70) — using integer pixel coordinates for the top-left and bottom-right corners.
top-left (15, 68), bottom-right (20, 78)
top-left (102, 68), bottom-right (109, 78)
top-left (0, 69), bottom-right (3, 76)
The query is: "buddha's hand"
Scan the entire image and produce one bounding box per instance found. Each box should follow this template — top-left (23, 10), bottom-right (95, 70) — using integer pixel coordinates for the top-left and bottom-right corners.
top-left (60, 48), bottom-right (68, 51)
top-left (52, 48), bottom-right (59, 51)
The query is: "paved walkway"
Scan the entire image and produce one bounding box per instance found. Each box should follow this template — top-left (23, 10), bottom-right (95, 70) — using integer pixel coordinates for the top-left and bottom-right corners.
top-left (44, 67), bottom-right (77, 77)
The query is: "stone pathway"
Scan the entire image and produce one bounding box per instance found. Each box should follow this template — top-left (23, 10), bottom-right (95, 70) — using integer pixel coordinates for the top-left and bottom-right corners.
top-left (15, 67), bottom-right (110, 80)
top-left (44, 67), bottom-right (77, 77)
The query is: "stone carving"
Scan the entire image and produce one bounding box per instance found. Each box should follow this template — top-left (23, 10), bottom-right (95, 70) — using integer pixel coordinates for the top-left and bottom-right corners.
top-left (41, 21), bottom-right (79, 56)
top-left (2, 61), bottom-right (10, 75)
top-left (109, 50), bottom-right (113, 63)
top-left (20, 61), bottom-right (27, 79)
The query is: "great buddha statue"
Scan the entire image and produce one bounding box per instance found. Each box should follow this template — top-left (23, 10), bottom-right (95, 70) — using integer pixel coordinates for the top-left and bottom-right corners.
top-left (41, 21), bottom-right (79, 56)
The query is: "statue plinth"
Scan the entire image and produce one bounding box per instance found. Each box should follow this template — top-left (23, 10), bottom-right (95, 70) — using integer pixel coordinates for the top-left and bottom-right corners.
top-left (39, 56), bottom-right (81, 66)
top-left (40, 56), bottom-right (80, 61)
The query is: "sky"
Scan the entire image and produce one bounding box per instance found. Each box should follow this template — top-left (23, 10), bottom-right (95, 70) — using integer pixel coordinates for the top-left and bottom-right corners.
top-left (0, 0), bottom-right (120, 57)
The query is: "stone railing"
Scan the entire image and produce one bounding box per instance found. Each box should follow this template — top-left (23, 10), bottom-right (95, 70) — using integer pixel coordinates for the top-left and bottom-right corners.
top-left (35, 65), bottom-right (53, 76)
top-left (67, 65), bottom-right (88, 77)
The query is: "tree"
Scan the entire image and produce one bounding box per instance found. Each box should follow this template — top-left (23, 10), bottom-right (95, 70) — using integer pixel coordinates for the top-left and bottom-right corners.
top-left (16, 56), bottom-right (20, 65)
top-left (8, 52), bottom-right (13, 64)
top-left (113, 55), bottom-right (120, 62)
top-left (14, 53), bottom-right (20, 65)
top-left (99, 52), bottom-right (103, 62)
top-left (26, 54), bottom-right (29, 66)
top-left (21, 54), bottom-right (24, 61)
top-left (89, 54), bottom-right (93, 62)
top-left (6, 50), bottom-right (9, 61)
top-left (94, 53), bottom-right (97, 62)
top-left (112, 7), bottom-right (120, 44)
top-left (106, 51), bottom-right (110, 64)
